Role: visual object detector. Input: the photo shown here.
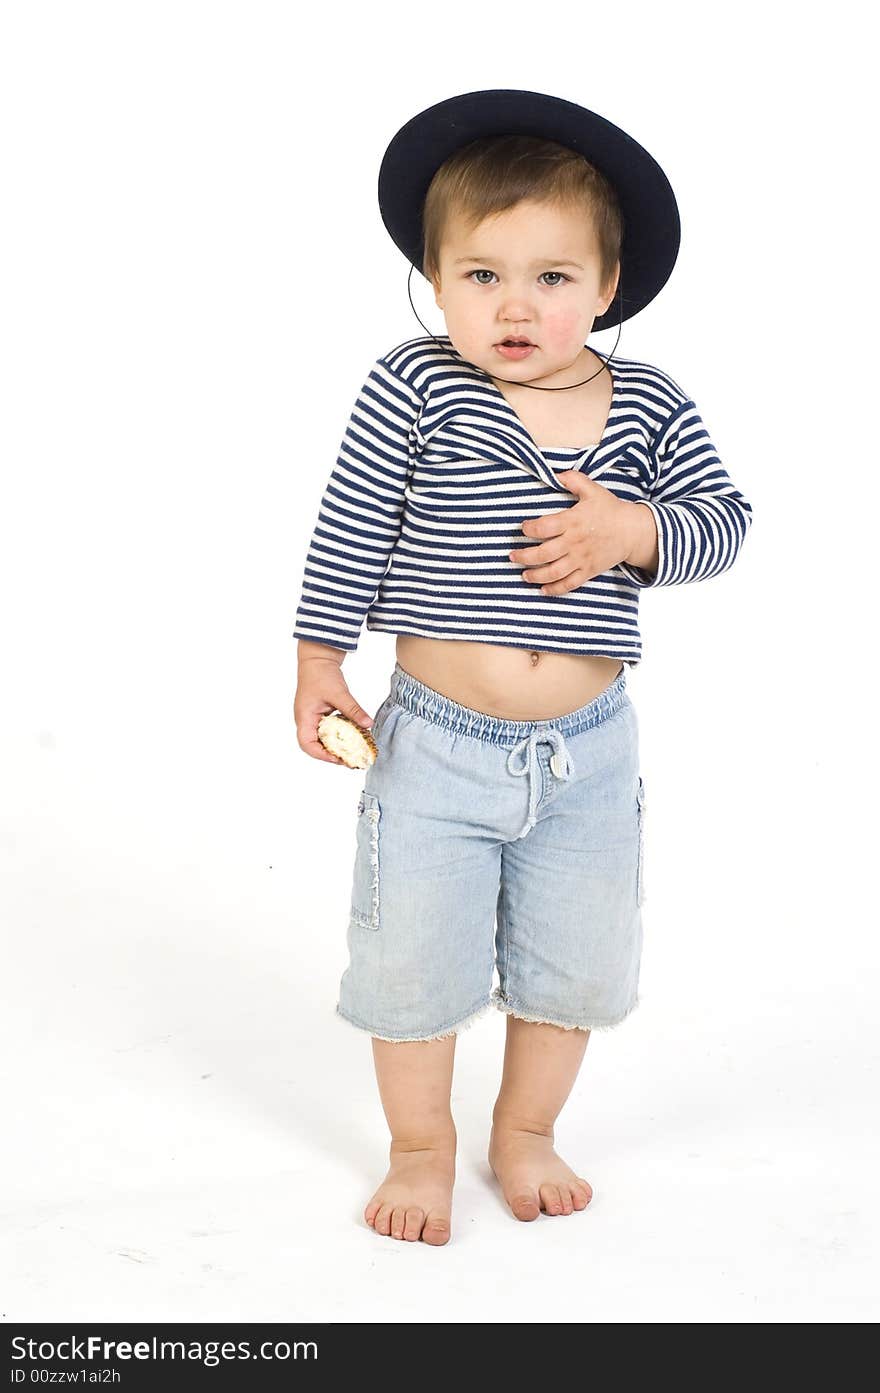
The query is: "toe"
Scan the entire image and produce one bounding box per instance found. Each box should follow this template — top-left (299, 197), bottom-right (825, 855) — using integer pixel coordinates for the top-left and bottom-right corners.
top-left (555, 1183), bottom-right (574, 1215)
top-left (540, 1183), bottom-right (563, 1215)
top-left (575, 1177), bottom-right (593, 1205)
top-left (390, 1205), bottom-right (407, 1239)
top-left (422, 1210), bottom-right (451, 1245)
top-left (364, 1201), bottom-right (380, 1227)
top-left (374, 1203), bottom-right (393, 1236)
top-left (510, 1191), bottom-right (540, 1222)
top-left (403, 1207), bottom-right (425, 1241)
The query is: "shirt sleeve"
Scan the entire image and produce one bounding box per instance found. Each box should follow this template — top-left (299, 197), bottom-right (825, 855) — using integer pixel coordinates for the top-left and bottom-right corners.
top-left (291, 357), bottom-right (422, 651)
top-left (616, 397), bottom-right (753, 588)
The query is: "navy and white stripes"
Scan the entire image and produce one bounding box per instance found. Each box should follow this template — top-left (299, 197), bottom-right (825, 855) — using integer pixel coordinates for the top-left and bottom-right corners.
top-left (292, 335), bottom-right (753, 665)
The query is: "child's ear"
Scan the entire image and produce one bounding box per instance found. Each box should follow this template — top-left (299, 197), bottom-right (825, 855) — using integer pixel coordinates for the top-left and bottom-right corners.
top-left (430, 271), bottom-right (443, 309)
top-left (601, 260), bottom-right (621, 311)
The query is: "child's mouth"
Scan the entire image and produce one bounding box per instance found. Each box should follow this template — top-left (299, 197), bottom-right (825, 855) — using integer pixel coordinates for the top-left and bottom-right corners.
top-left (495, 341), bottom-right (536, 360)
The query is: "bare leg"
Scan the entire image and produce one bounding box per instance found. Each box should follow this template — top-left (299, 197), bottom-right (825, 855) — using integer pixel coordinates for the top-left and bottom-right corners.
top-left (488, 1015), bottom-right (594, 1221)
top-left (363, 1034), bottom-right (457, 1245)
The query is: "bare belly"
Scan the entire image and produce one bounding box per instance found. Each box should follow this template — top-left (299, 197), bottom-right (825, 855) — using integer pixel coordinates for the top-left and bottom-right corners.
top-left (395, 635), bottom-right (624, 721)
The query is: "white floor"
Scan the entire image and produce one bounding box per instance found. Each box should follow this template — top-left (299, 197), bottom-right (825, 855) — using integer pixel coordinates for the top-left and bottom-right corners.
top-left (3, 866), bottom-right (877, 1324)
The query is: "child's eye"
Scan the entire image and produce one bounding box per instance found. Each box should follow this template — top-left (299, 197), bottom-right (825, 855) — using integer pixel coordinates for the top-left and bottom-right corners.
top-left (466, 269), bottom-right (571, 286)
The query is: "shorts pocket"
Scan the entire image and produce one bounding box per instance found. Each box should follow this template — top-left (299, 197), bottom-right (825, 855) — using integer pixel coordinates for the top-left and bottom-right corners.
top-left (370, 695), bottom-right (394, 745)
top-left (636, 775), bottom-right (646, 906)
top-left (350, 788), bottom-right (382, 930)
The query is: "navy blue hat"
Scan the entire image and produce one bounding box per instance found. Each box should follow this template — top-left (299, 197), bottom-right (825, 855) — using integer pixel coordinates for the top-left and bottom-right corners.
top-left (377, 88), bottom-right (681, 332)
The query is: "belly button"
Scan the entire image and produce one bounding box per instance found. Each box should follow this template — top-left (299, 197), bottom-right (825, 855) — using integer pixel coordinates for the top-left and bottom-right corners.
top-left (530, 651), bottom-right (540, 667)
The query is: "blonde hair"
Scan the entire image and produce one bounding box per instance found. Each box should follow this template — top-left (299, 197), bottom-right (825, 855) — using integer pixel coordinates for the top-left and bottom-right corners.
top-left (422, 134), bottom-right (623, 296)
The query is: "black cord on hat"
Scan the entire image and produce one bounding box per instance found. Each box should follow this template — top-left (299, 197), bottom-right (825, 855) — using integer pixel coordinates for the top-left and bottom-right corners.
top-left (406, 262), bottom-right (624, 391)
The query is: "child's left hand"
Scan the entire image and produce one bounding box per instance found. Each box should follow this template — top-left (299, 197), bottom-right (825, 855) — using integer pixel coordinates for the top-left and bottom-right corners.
top-left (508, 470), bottom-right (653, 595)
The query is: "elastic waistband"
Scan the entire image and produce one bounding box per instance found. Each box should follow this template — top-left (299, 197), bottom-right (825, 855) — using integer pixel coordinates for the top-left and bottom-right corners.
top-left (388, 661), bottom-right (627, 749)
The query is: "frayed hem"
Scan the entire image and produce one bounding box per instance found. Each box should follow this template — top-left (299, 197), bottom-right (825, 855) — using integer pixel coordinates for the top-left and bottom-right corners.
top-left (491, 987), bottom-right (641, 1033)
top-left (335, 996), bottom-right (495, 1043)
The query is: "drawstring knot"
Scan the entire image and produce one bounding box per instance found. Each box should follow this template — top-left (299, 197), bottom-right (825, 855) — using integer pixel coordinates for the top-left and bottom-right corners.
top-left (506, 727), bottom-right (575, 839)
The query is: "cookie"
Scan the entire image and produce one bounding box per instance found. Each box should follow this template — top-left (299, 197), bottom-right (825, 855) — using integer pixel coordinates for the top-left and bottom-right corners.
top-left (316, 711), bottom-right (378, 769)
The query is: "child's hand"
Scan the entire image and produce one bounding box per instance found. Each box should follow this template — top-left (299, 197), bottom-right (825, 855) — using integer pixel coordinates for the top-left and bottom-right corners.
top-left (294, 655), bottom-right (374, 765)
top-left (508, 471), bottom-right (654, 595)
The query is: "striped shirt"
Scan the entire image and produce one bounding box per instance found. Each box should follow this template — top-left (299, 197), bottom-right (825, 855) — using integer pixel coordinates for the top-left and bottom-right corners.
top-left (292, 335), bottom-right (753, 666)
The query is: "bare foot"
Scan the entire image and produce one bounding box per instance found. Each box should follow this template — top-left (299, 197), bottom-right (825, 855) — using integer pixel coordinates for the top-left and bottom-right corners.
top-left (364, 1137), bottom-right (457, 1245)
top-left (488, 1123), bottom-right (593, 1221)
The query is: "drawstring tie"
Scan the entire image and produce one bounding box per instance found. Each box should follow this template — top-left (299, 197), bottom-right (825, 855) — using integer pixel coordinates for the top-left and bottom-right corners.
top-left (506, 727), bottom-right (575, 839)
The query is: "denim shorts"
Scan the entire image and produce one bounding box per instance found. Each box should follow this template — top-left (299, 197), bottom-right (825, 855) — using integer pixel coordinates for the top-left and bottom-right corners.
top-left (336, 661), bottom-right (646, 1042)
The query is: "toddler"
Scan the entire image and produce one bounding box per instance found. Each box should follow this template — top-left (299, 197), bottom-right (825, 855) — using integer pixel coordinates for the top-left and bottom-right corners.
top-left (292, 90), bottom-right (753, 1245)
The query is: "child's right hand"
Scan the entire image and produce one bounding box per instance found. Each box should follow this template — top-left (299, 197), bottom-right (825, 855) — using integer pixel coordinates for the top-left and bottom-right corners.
top-left (294, 647), bottom-right (374, 765)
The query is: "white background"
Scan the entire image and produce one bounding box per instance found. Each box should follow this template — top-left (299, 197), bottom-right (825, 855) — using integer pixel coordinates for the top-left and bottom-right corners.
top-left (2, 0), bottom-right (877, 1324)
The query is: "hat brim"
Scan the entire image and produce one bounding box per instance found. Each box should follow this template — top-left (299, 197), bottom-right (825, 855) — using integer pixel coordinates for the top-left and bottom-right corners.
top-left (378, 88), bottom-right (680, 332)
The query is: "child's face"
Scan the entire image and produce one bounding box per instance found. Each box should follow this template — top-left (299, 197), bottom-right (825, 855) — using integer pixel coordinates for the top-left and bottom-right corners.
top-left (432, 199), bottom-right (619, 384)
